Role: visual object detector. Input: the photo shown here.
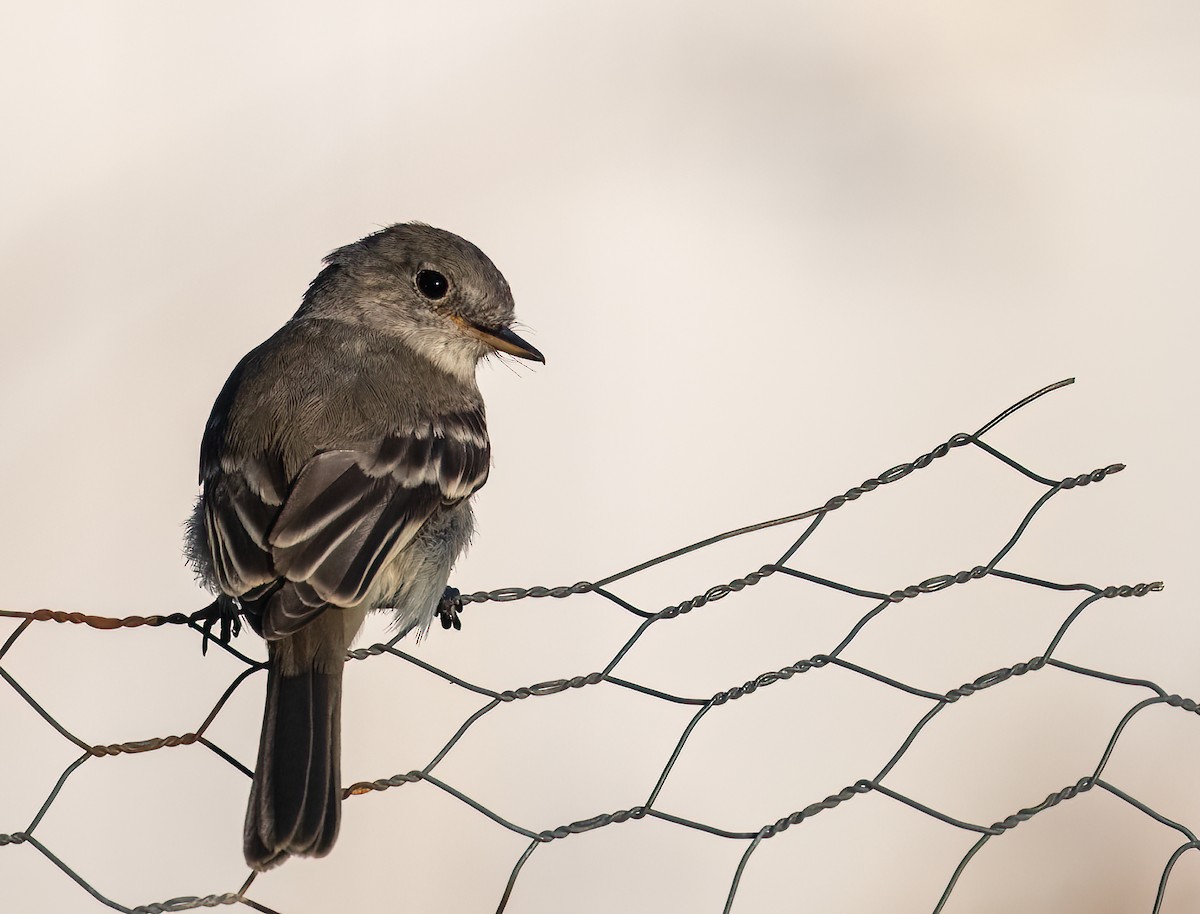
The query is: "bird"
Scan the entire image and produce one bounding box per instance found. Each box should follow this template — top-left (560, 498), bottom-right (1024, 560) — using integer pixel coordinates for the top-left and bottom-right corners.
top-left (184, 223), bottom-right (544, 871)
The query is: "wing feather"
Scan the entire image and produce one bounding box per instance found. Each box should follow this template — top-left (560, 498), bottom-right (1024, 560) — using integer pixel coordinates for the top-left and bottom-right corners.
top-left (258, 581), bottom-right (328, 640)
top-left (203, 407), bottom-right (491, 640)
top-left (269, 452), bottom-right (373, 549)
top-left (205, 477), bottom-right (277, 594)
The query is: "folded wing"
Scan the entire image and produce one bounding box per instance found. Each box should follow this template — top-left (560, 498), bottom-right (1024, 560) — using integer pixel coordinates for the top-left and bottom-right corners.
top-left (203, 410), bottom-right (490, 639)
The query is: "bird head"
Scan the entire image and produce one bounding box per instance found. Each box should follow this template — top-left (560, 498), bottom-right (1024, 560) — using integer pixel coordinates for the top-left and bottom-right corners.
top-left (298, 222), bottom-right (544, 380)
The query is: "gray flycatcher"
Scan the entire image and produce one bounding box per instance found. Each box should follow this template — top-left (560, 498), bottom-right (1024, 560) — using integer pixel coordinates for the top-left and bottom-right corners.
top-left (184, 223), bottom-right (543, 871)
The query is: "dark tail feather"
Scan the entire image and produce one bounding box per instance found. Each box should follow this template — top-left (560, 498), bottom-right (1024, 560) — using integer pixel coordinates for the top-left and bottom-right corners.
top-left (244, 661), bottom-right (343, 870)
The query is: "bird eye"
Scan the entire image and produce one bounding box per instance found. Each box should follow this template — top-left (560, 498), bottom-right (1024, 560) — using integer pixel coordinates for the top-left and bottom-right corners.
top-left (415, 270), bottom-right (449, 300)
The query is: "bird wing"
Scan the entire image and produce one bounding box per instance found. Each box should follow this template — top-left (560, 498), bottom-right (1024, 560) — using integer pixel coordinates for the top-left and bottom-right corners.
top-left (203, 409), bottom-right (490, 639)
top-left (203, 453), bottom-right (288, 597)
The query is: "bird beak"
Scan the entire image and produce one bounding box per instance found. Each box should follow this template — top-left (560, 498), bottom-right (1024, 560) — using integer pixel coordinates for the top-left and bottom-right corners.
top-left (457, 318), bottom-right (546, 363)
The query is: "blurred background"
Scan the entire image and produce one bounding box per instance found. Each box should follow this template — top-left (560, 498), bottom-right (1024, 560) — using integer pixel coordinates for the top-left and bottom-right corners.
top-left (1, 2), bottom-right (1198, 911)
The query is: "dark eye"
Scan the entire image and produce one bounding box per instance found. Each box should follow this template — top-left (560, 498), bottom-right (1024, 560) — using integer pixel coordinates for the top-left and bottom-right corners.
top-left (416, 269), bottom-right (449, 300)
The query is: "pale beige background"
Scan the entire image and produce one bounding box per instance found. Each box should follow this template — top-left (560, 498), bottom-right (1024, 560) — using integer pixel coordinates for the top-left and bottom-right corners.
top-left (1, 2), bottom-right (1198, 912)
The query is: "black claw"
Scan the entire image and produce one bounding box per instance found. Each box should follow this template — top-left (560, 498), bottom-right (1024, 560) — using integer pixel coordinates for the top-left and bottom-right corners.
top-left (189, 596), bottom-right (243, 655)
top-left (437, 586), bottom-right (463, 632)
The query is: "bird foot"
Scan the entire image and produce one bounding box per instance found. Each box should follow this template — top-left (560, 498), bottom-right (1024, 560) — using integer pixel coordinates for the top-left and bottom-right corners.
top-left (437, 586), bottom-right (464, 631)
top-left (190, 596), bottom-right (243, 654)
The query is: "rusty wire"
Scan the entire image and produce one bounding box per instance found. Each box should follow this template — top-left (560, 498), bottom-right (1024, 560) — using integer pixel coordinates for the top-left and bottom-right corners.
top-left (0, 378), bottom-right (1188, 913)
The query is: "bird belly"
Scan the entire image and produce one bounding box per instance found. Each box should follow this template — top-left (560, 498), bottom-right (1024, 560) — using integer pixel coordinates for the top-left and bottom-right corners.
top-left (361, 502), bottom-right (476, 638)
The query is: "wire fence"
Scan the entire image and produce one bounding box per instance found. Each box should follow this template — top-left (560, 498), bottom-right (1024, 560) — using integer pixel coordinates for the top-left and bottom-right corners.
top-left (1, 378), bottom-right (1191, 913)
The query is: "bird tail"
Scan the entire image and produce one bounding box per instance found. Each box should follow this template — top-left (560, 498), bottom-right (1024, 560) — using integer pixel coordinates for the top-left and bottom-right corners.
top-left (244, 652), bottom-right (343, 871)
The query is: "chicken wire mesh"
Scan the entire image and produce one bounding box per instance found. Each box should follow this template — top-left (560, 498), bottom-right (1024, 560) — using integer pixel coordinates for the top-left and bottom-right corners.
top-left (0, 378), bottom-right (1191, 913)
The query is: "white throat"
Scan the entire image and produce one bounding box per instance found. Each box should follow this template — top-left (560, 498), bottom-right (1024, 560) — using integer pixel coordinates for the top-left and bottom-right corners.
top-left (395, 324), bottom-right (483, 383)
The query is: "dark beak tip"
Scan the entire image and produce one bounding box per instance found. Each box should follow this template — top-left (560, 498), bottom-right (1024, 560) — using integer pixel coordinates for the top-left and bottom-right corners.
top-left (483, 322), bottom-right (545, 364)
